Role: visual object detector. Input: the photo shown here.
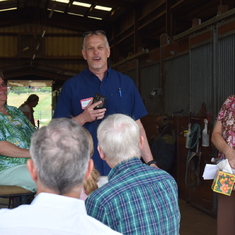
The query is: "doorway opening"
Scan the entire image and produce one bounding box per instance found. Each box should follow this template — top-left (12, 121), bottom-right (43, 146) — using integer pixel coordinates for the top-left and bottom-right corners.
top-left (7, 80), bottom-right (53, 127)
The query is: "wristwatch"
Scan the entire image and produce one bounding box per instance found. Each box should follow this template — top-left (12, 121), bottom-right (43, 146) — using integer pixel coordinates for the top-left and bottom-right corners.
top-left (147, 160), bottom-right (157, 166)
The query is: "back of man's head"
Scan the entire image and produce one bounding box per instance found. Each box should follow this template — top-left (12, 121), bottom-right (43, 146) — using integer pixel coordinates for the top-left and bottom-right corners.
top-left (30, 118), bottom-right (90, 194)
top-left (97, 114), bottom-right (141, 165)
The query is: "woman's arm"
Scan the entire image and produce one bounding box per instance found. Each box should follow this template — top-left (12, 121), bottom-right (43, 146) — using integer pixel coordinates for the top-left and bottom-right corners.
top-left (0, 141), bottom-right (30, 158)
top-left (212, 120), bottom-right (235, 168)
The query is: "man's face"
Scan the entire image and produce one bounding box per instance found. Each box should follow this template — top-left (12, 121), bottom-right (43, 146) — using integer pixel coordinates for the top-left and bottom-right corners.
top-left (82, 34), bottom-right (110, 72)
top-left (0, 77), bottom-right (7, 103)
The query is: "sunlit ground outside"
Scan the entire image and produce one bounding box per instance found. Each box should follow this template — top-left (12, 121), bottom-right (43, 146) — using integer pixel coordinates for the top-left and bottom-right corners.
top-left (7, 87), bottom-right (52, 127)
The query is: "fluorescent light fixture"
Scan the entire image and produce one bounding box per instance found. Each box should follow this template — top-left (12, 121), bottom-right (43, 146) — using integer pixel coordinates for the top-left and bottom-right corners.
top-left (52, 0), bottom-right (69, 3)
top-left (54, 9), bottom-right (64, 13)
top-left (0, 0), bottom-right (9, 2)
top-left (0, 7), bottom-right (17, 12)
top-left (68, 12), bottom-right (84, 17)
top-left (95, 5), bottom-right (112, 11)
top-left (73, 1), bottom-right (91, 8)
top-left (87, 16), bottom-right (102, 20)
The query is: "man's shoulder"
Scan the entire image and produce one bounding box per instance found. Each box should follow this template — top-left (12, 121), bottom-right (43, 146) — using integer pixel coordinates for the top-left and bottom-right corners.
top-left (0, 204), bottom-right (31, 222)
top-left (87, 164), bottom-right (176, 200)
top-left (108, 68), bottom-right (132, 81)
top-left (19, 104), bottom-right (30, 112)
top-left (0, 206), bottom-right (121, 235)
top-left (87, 181), bottom-right (117, 200)
top-left (144, 165), bottom-right (177, 185)
top-left (65, 71), bottom-right (86, 84)
top-left (86, 213), bottom-right (122, 234)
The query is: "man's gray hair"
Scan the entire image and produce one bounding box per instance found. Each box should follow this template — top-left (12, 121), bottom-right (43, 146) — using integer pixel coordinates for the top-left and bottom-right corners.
top-left (97, 114), bottom-right (141, 164)
top-left (82, 34), bottom-right (109, 49)
top-left (30, 118), bottom-right (90, 195)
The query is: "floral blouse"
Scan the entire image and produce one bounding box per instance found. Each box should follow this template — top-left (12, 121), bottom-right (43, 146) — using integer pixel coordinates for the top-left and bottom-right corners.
top-left (0, 105), bottom-right (35, 171)
top-left (217, 95), bottom-right (235, 159)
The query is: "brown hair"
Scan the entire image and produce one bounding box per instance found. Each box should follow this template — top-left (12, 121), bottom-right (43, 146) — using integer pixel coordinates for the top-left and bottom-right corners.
top-left (0, 70), bottom-right (7, 84)
top-left (84, 168), bottom-right (100, 195)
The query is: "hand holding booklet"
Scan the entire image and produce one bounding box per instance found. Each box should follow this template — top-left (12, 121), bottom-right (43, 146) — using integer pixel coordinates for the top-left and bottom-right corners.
top-left (203, 159), bottom-right (235, 180)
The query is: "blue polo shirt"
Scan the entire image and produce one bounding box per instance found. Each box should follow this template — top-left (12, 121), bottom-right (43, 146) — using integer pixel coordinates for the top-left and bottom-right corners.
top-left (53, 67), bottom-right (147, 175)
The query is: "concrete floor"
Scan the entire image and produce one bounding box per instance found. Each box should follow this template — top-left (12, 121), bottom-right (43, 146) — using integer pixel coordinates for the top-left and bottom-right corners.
top-left (179, 199), bottom-right (217, 235)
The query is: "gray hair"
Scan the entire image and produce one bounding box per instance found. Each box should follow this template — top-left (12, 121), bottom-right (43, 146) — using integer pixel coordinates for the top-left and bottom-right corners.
top-left (97, 114), bottom-right (141, 164)
top-left (82, 31), bottom-right (109, 49)
top-left (30, 118), bottom-right (90, 195)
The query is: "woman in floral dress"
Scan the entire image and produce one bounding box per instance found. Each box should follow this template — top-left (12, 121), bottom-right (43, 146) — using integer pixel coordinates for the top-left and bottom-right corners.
top-left (0, 71), bottom-right (36, 192)
top-left (212, 95), bottom-right (235, 235)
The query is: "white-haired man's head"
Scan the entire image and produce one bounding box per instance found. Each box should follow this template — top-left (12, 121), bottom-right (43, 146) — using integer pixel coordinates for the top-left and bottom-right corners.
top-left (97, 114), bottom-right (143, 167)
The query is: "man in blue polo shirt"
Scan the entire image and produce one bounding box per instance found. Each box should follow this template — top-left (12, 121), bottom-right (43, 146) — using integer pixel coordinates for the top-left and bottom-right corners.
top-left (53, 30), bottom-right (156, 175)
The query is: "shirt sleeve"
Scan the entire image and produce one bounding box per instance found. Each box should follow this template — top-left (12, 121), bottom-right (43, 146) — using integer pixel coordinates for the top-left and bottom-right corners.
top-left (85, 195), bottom-right (108, 226)
top-left (119, 73), bottom-right (147, 120)
top-left (217, 96), bottom-right (234, 121)
top-left (53, 81), bottom-right (74, 118)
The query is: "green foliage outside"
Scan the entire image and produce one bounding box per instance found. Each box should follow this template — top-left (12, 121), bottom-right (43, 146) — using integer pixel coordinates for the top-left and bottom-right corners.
top-left (7, 87), bottom-right (52, 127)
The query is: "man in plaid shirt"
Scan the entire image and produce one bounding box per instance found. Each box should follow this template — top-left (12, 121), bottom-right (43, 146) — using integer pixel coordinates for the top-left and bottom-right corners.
top-left (85, 114), bottom-right (180, 235)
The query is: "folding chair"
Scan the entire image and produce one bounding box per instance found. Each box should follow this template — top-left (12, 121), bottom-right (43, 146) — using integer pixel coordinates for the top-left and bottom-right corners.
top-left (0, 185), bottom-right (35, 209)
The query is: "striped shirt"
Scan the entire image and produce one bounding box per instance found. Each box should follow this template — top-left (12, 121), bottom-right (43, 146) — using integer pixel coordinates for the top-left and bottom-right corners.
top-left (85, 157), bottom-right (180, 235)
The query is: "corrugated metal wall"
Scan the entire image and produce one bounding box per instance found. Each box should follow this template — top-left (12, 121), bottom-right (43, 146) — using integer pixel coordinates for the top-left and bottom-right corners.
top-left (215, 33), bottom-right (235, 117)
top-left (139, 22), bottom-right (235, 120)
top-left (165, 54), bottom-right (190, 115)
top-left (140, 64), bottom-right (161, 114)
top-left (190, 43), bottom-right (213, 115)
top-left (0, 36), bottom-right (17, 57)
top-left (0, 24), bottom-right (84, 71)
top-left (45, 36), bottom-right (82, 57)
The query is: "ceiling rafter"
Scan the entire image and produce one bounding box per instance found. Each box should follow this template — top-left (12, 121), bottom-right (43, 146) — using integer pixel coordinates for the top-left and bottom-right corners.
top-left (0, 0), bottom-right (235, 82)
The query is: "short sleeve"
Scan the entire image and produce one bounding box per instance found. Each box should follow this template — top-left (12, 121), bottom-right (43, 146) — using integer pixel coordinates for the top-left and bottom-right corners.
top-left (217, 96), bottom-right (235, 121)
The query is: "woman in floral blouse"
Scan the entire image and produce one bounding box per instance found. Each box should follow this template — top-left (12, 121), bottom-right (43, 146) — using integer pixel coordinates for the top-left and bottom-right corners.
top-left (212, 95), bottom-right (235, 235)
top-left (0, 71), bottom-right (36, 192)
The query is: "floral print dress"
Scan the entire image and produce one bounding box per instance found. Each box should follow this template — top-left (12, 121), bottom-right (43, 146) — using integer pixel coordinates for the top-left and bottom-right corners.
top-left (0, 105), bottom-right (35, 171)
top-left (217, 95), bottom-right (235, 159)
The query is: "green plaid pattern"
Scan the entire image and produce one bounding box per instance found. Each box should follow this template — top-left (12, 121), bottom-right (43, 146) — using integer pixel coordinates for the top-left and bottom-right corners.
top-left (86, 158), bottom-right (180, 235)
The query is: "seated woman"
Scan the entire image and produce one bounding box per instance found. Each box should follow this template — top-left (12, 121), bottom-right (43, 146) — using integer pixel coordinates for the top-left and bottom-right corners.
top-left (0, 71), bottom-right (36, 192)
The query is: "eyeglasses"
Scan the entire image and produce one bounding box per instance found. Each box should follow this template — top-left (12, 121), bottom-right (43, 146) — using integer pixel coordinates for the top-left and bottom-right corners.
top-left (0, 83), bottom-right (7, 88)
top-left (83, 30), bottom-right (106, 38)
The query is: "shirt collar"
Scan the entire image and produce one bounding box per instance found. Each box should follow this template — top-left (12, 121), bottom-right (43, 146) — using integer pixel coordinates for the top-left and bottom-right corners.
top-left (31, 192), bottom-right (87, 214)
top-left (85, 67), bottom-right (111, 79)
top-left (108, 157), bottom-right (141, 181)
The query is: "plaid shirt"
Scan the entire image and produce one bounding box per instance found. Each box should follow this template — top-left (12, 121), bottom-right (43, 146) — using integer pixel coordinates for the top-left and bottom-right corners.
top-left (85, 158), bottom-right (180, 235)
